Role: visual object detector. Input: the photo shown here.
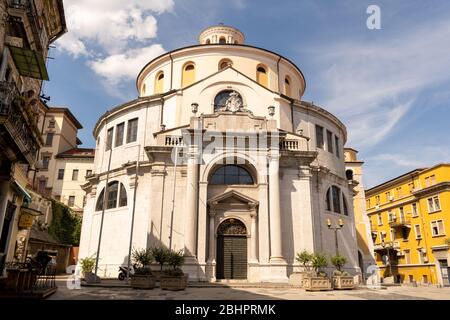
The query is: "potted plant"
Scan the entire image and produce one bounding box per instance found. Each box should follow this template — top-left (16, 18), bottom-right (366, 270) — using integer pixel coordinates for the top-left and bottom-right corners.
top-left (80, 255), bottom-right (100, 284)
top-left (290, 250), bottom-right (314, 287)
top-left (130, 248), bottom-right (155, 289)
top-left (331, 254), bottom-right (355, 290)
top-left (303, 253), bottom-right (332, 291)
top-left (160, 249), bottom-right (188, 291)
top-left (151, 247), bottom-right (169, 281)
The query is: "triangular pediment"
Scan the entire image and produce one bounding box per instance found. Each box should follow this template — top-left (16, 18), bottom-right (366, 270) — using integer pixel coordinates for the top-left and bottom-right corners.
top-left (208, 190), bottom-right (258, 207)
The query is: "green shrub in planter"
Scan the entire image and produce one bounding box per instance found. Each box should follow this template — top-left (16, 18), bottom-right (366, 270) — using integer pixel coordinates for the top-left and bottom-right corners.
top-left (80, 255), bottom-right (100, 283)
top-left (131, 248), bottom-right (155, 289)
top-left (311, 253), bottom-right (328, 277)
top-left (161, 249), bottom-right (188, 291)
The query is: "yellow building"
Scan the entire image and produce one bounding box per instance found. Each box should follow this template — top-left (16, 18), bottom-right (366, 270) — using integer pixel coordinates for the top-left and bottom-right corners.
top-left (366, 164), bottom-right (450, 286)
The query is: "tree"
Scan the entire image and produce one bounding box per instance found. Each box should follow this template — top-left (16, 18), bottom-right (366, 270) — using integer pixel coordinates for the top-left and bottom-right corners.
top-left (296, 250), bottom-right (313, 272)
top-left (311, 253), bottom-right (328, 277)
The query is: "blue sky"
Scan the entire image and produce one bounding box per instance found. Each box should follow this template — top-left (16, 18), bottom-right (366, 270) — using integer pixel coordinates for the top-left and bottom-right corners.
top-left (44, 0), bottom-right (450, 188)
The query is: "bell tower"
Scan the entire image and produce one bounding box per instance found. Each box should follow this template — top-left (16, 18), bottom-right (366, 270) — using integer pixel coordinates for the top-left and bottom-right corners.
top-left (199, 24), bottom-right (245, 45)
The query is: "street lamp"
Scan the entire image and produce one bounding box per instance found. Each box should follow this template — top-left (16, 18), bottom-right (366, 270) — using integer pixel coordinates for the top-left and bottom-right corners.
top-left (327, 218), bottom-right (344, 256)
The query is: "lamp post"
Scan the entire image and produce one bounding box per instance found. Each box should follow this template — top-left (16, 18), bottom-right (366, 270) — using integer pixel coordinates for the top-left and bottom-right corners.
top-left (327, 218), bottom-right (344, 256)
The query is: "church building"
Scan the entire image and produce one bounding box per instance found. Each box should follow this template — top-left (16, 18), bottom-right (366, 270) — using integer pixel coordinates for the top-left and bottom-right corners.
top-left (79, 25), bottom-right (362, 282)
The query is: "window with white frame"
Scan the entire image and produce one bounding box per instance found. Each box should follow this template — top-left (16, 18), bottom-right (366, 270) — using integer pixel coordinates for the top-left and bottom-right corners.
top-left (377, 213), bottom-right (383, 226)
top-left (388, 211), bottom-right (396, 222)
top-left (428, 196), bottom-right (441, 213)
top-left (390, 228), bottom-right (395, 241)
top-left (404, 250), bottom-right (411, 264)
top-left (412, 203), bottom-right (419, 217)
top-left (414, 224), bottom-right (422, 239)
top-left (399, 207), bottom-right (405, 221)
top-left (430, 220), bottom-right (445, 237)
top-left (417, 249), bottom-right (427, 264)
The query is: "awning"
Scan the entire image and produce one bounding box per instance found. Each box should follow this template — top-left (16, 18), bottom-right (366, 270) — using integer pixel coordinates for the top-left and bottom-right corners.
top-left (8, 45), bottom-right (49, 81)
top-left (12, 181), bottom-right (32, 204)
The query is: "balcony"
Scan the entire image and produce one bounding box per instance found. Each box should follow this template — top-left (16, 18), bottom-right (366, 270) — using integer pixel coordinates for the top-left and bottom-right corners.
top-left (374, 241), bottom-right (401, 252)
top-left (165, 136), bottom-right (184, 147)
top-left (389, 217), bottom-right (411, 229)
top-left (0, 81), bottom-right (41, 165)
top-left (280, 140), bottom-right (300, 151)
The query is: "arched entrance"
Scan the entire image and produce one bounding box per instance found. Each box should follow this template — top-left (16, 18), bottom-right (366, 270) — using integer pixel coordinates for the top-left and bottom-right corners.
top-left (216, 219), bottom-right (248, 280)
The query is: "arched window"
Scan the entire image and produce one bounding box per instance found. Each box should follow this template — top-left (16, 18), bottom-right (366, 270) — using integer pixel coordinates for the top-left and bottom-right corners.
top-left (154, 71), bottom-right (164, 94)
top-left (284, 76), bottom-right (291, 97)
top-left (182, 63), bottom-right (195, 87)
top-left (95, 181), bottom-right (128, 211)
top-left (346, 170), bottom-right (354, 181)
top-left (219, 37), bottom-right (226, 44)
top-left (325, 185), bottom-right (349, 215)
top-left (210, 165), bottom-right (254, 185)
top-left (206, 39), bottom-right (211, 44)
top-left (256, 65), bottom-right (268, 87)
top-left (219, 59), bottom-right (233, 70)
top-left (214, 90), bottom-right (242, 111)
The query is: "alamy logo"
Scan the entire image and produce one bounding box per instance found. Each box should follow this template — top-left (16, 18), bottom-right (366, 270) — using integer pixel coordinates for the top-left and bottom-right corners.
top-left (367, 5), bottom-right (381, 30)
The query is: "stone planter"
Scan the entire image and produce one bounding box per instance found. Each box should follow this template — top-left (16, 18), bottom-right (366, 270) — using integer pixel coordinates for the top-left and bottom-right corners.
top-left (131, 275), bottom-right (156, 289)
top-left (333, 276), bottom-right (355, 290)
top-left (160, 274), bottom-right (189, 291)
top-left (84, 272), bottom-right (101, 284)
top-left (289, 272), bottom-right (309, 287)
top-left (302, 277), bottom-right (332, 291)
top-left (152, 270), bottom-right (162, 281)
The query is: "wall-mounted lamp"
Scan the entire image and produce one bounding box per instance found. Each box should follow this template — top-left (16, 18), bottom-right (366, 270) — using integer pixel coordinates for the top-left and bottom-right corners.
top-left (268, 105), bottom-right (275, 117)
top-left (191, 102), bottom-right (199, 114)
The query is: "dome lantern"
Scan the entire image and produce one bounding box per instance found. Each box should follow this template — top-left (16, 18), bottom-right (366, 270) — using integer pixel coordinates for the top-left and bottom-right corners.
top-left (198, 24), bottom-right (245, 45)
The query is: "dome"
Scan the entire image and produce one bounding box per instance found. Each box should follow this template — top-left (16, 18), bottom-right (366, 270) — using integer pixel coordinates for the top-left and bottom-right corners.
top-left (198, 24), bottom-right (245, 45)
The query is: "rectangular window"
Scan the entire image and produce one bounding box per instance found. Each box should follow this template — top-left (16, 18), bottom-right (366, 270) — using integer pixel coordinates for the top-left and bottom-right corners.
top-left (386, 191), bottom-right (392, 202)
top-left (375, 195), bottom-right (380, 205)
top-left (430, 175), bottom-right (436, 186)
top-left (399, 207), bottom-right (405, 221)
top-left (390, 228), bottom-right (395, 241)
top-left (424, 177), bottom-right (430, 187)
top-left (72, 170), bottom-right (79, 181)
top-left (45, 133), bottom-right (54, 146)
top-left (127, 118), bottom-right (139, 143)
top-left (86, 170), bottom-right (93, 177)
top-left (68, 196), bottom-right (75, 207)
top-left (431, 220), bottom-right (445, 237)
top-left (115, 122), bottom-right (125, 147)
top-left (404, 250), bottom-right (411, 264)
top-left (366, 199), bottom-right (371, 208)
top-left (315, 125), bottom-right (324, 149)
top-left (42, 156), bottom-right (50, 170)
top-left (408, 182), bottom-right (415, 193)
top-left (388, 211), bottom-right (396, 223)
top-left (428, 196), bottom-right (441, 213)
top-left (418, 250), bottom-right (427, 264)
top-left (414, 224), bottom-right (422, 239)
top-left (106, 127), bottom-right (114, 151)
top-left (38, 180), bottom-right (46, 193)
top-left (412, 203), bottom-right (419, 217)
top-left (377, 213), bottom-right (383, 226)
top-left (335, 136), bottom-right (340, 158)
top-left (396, 187), bottom-right (402, 198)
top-left (48, 120), bottom-right (56, 128)
top-left (57, 169), bottom-right (64, 180)
top-left (326, 130), bottom-right (333, 154)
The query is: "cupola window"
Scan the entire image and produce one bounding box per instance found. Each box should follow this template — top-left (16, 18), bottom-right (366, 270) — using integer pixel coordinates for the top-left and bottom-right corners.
top-left (182, 63), bottom-right (196, 87)
top-left (155, 71), bottom-right (164, 94)
top-left (256, 65), bottom-right (268, 87)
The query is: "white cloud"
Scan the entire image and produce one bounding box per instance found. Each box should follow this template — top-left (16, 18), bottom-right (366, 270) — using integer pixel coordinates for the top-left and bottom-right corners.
top-left (56, 0), bottom-right (174, 90)
top-left (304, 19), bottom-right (450, 150)
top-left (89, 45), bottom-right (165, 85)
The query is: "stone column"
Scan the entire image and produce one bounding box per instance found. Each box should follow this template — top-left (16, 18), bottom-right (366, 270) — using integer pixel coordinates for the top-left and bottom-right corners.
top-left (207, 210), bottom-right (216, 263)
top-left (268, 154), bottom-right (285, 263)
top-left (250, 207), bottom-right (258, 263)
top-left (184, 149), bottom-right (199, 262)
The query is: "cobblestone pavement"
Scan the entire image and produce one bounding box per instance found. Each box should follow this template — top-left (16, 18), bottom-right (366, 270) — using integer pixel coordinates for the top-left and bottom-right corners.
top-left (50, 278), bottom-right (450, 300)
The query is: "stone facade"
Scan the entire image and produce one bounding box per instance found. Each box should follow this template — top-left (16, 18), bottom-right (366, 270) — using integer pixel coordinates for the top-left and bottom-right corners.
top-left (79, 26), bottom-right (360, 282)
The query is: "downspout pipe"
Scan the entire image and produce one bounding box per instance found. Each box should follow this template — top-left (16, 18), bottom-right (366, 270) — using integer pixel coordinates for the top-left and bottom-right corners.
top-left (276, 56), bottom-right (282, 94)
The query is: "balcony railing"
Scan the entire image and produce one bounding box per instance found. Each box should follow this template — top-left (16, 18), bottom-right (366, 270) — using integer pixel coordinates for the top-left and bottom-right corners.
top-left (165, 136), bottom-right (184, 147)
top-left (0, 81), bottom-right (40, 165)
top-left (389, 218), bottom-right (411, 228)
top-left (281, 140), bottom-right (300, 151)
